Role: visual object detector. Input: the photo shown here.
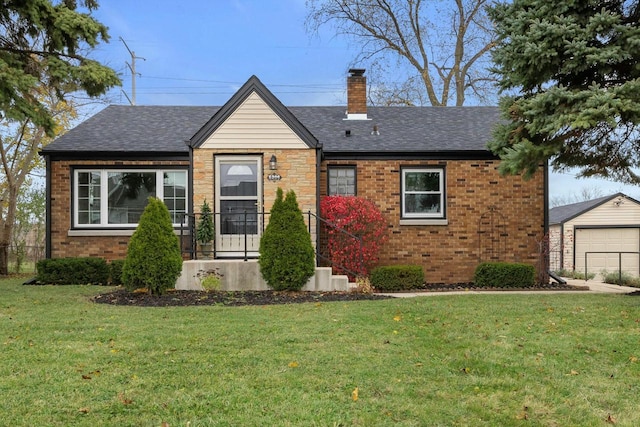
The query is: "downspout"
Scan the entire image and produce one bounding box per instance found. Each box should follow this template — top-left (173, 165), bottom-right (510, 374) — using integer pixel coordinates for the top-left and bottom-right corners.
top-left (315, 146), bottom-right (322, 266)
top-left (186, 140), bottom-right (195, 259)
top-left (44, 154), bottom-right (52, 259)
top-left (544, 161), bottom-right (566, 284)
top-left (559, 223), bottom-right (564, 271)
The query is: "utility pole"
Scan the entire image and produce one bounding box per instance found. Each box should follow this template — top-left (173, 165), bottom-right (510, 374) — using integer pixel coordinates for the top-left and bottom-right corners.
top-left (119, 37), bottom-right (145, 105)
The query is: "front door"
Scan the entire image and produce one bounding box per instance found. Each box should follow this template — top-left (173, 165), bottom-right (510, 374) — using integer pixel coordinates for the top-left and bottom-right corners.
top-left (215, 156), bottom-right (262, 257)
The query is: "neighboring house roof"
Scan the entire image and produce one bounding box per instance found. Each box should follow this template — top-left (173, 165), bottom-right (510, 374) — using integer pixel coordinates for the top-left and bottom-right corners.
top-left (549, 193), bottom-right (640, 225)
top-left (42, 76), bottom-right (501, 158)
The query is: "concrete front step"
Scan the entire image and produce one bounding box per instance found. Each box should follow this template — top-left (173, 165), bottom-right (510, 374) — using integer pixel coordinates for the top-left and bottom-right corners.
top-left (176, 260), bottom-right (353, 292)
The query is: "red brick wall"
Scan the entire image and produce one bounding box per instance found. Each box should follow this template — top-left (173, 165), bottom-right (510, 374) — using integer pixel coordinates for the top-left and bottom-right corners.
top-left (49, 159), bottom-right (189, 261)
top-left (49, 156), bottom-right (545, 283)
top-left (320, 159), bottom-right (545, 284)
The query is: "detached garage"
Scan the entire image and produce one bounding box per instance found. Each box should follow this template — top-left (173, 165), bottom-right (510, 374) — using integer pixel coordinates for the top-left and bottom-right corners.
top-left (549, 193), bottom-right (640, 278)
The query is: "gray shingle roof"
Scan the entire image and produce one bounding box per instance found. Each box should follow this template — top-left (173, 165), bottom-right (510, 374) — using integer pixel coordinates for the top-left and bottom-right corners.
top-left (42, 105), bottom-right (219, 154)
top-left (290, 106), bottom-right (499, 155)
top-left (42, 104), bottom-right (501, 156)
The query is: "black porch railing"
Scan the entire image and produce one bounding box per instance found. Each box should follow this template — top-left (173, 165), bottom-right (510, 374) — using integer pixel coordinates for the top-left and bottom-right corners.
top-left (179, 211), bottom-right (364, 278)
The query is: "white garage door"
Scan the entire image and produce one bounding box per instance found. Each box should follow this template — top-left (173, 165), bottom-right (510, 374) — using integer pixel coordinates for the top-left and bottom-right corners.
top-left (575, 228), bottom-right (640, 277)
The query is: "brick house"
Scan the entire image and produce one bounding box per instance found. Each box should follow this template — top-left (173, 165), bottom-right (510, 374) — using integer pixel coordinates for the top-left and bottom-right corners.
top-left (41, 70), bottom-right (547, 286)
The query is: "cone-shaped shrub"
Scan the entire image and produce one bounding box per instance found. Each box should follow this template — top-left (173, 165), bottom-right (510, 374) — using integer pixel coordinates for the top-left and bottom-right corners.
top-left (122, 197), bottom-right (183, 295)
top-left (259, 188), bottom-right (315, 291)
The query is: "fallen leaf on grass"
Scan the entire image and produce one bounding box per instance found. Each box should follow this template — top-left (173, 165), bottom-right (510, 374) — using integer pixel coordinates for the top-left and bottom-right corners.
top-left (516, 406), bottom-right (529, 420)
top-left (288, 361), bottom-right (299, 368)
top-left (352, 387), bottom-right (359, 401)
top-left (629, 356), bottom-right (637, 363)
top-left (606, 414), bottom-right (617, 424)
top-left (118, 392), bottom-right (133, 405)
top-left (78, 407), bottom-right (90, 414)
top-left (393, 315), bottom-right (401, 322)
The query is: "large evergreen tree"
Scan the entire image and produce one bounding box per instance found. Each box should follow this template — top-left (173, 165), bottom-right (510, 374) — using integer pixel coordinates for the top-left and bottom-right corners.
top-left (488, 0), bottom-right (640, 184)
top-left (0, 0), bottom-right (120, 274)
top-left (1, 0), bottom-right (120, 133)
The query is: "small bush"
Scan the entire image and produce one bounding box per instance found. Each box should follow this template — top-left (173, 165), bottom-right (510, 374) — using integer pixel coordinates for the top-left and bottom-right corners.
top-left (122, 197), bottom-right (183, 295)
top-left (600, 270), bottom-right (640, 287)
top-left (195, 267), bottom-right (223, 291)
top-left (553, 269), bottom-right (595, 280)
top-left (109, 260), bottom-right (125, 285)
top-left (259, 188), bottom-right (316, 291)
top-left (474, 262), bottom-right (535, 288)
top-left (370, 265), bottom-right (425, 291)
top-left (36, 257), bottom-right (109, 285)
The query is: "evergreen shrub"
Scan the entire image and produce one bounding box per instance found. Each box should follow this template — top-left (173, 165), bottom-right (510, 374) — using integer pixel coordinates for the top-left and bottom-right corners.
top-left (259, 188), bottom-right (315, 291)
top-left (370, 265), bottom-right (425, 291)
top-left (122, 197), bottom-right (183, 295)
top-left (109, 260), bottom-right (125, 285)
top-left (36, 257), bottom-right (109, 285)
top-left (474, 262), bottom-right (535, 288)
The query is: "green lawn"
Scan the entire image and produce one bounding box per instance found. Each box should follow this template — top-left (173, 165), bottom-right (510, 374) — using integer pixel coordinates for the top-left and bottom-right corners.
top-left (1, 278), bottom-right (640, 426)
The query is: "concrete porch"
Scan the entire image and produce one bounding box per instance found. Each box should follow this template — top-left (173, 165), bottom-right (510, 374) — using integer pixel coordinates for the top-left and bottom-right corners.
top-left (175, 259), bottom-right (353, 291)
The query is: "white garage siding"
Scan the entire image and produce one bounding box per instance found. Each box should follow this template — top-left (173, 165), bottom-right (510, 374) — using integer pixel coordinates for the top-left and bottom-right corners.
top-left (574, 227), bottom-right (640, 278)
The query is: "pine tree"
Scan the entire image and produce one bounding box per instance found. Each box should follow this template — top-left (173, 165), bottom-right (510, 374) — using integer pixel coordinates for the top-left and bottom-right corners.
top-left (122, 198), bottom-right (183, 295)
top-left (488, 0), bottom-right (640, 184)
top-left (259, 188), bottom-right (316, 291)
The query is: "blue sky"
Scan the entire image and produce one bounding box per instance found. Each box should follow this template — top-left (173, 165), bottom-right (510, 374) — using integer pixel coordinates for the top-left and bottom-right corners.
top-left (85, 0), bottom-right (640, 202)
top-left (91, 0), bottom-right (353, 107)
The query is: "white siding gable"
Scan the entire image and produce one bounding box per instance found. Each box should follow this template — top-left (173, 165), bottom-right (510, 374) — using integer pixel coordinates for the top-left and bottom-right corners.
top-left (200, 92), bottom-right (308, 149)
top-left (565, 196), bottom-right (640, 228)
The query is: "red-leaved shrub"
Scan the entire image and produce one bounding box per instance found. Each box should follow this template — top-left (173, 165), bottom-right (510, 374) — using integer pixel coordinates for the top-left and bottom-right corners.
top-left (320, 195), bottom-right (388, 279)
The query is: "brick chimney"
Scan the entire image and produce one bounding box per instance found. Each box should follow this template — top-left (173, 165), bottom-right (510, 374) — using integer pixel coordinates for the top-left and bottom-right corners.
top-left (346, 68), bottom-right (368, 120)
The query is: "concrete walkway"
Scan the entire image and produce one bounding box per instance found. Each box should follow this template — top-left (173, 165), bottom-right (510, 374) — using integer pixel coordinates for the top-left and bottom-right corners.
top-left (381, 278), bottom-right (638, 298)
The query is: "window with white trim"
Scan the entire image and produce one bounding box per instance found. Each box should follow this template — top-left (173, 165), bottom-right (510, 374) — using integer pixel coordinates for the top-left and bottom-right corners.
top-left (74, 169), bottom-right (188, 227)
top-left (328, 166), bottom-right (356, 196)
top-left (401, 168), bottom-right (445, 218)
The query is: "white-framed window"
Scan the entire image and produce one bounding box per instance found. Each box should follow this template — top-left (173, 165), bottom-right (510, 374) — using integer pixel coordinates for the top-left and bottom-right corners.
top-left (74, 169), bottom-right (188, 227)
top-left (328, 166), bottom-right (356, 196)
top-left (401, 168), bottom-right (445, 219)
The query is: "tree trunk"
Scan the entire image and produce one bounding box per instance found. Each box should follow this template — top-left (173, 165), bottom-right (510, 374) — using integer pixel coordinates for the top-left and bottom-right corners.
top-left (0, 242), bottom-right (8, 275)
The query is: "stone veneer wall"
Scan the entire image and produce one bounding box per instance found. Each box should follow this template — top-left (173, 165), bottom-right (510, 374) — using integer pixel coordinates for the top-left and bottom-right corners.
top-left (48, 159), bottom-right (189, 261)
top-left (320, 159), bottom-right (545, 284)
top-left (192, 148), bottom-right (318, 244)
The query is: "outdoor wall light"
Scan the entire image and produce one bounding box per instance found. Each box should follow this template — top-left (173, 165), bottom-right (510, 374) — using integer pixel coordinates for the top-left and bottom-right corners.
top-left (269, 155), bottom-right (278, 170)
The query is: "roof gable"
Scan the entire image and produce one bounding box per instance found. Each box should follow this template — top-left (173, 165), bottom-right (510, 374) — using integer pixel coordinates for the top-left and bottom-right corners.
top-left (190, 75), bottom-right (318, 149)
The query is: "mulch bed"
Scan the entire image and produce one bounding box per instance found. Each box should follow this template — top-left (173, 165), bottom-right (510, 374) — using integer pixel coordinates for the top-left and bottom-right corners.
top-left (92, 288), bottom-right (394, 307)
top-left (92, 281), bottom-right (589, 307)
